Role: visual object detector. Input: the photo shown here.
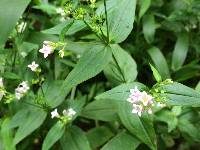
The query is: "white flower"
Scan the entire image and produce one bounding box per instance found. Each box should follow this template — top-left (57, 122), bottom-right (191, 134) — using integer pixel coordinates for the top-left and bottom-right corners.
top-left (59, 50), bottom-right (65, 58)
top-left (28, 61), bottom-right (39, 72)
top-left (131, 104), bottom-right (143, 116)
top-left (0, 78), bottom-right (5, 101)
top-left (51, 109), bottom-right (60, 118)
top-left (39, 41), bottom-right (54, 58)
top-left (141, 91), bottom-right (153, 106)
top-left (56, 8), bottom-right (65, 16)
top-left (63, 108), bottom-right (76, 118)
top-left (15, 81), bottom-right (29, 100)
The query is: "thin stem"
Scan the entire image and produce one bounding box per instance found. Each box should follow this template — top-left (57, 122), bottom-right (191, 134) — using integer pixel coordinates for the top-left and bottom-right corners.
top-left (70, 86), bottom-right (76, 100)
top-left (104, 0), bottom-right (109, 43)
top-left (83, 20), bottom-right (104, 41)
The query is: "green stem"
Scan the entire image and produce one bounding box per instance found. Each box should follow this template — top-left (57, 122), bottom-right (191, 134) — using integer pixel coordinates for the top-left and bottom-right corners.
top-left (104, 0), bottom-right (109, 43)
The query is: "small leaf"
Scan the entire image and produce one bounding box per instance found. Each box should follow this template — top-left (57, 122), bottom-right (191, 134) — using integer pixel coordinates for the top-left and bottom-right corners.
top-left (60, 126), bottom-right (91, 150)
top-left (172, 32), bottom-right (189, 71)
top-left (42, 121), bottom-right (65, 150)
top-left (139, 0), bottom-right (151, 19)
top-left (149, 63), bottom-right (162, 82)
top-left (143, 14), bottom-right (156, 44)
top-left (101, 131), bottom-right (140, 150)
top-left (148, 47), bottom-right (170, 79)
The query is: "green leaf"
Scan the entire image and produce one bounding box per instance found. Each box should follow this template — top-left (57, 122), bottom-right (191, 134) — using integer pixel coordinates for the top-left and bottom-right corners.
top-left (51, 44), bottom-right (112, 108)
top-left (143, 14), bottom-right (156, 44)
top-left (60, 126), bottom-right (91, 150)
top-left (81, 99), bottom-right (119, 122)
top-left (118, 101), bottom-right (157, 150)
top-left (0, 0), bottom-right (31, 47)
top-left (42, 121), bottom-right (65, 150)
top-left (159, 82), bottom-right (200, 106)
top-left (13, 107), bottom-right (47, 145)
top-left (149, 63), bottom-right (162, 82)
top-left (106, 0), bottom-right (137, 43)
top-left (171, 32), bottom-right (189, 71)
top-left (95, 82), bottom-right (147, 101)
top-left (86, 126), bottom-right (114, 149)
top-left (139, 0), bottom-right (151, 19)
top-left (104, 44), bottom-right (137, 85)
top-left (148, 47), bottom-right (170, 79)
top-left (1, 118), bottom-right (16, 150)
top-left (101, 131), bottom-right (140, 150)
top-left (42, 20), bottom-right (86, 35)
top-left (155, 109), bottom-right (178, 132)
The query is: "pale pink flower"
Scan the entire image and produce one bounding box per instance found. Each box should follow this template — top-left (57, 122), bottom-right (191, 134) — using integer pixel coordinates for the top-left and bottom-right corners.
top-left (131, 104), bottom-right (143, 116)
top-left (63, 108), bottom-right (76, 118)
top-left (15, 81), bottom-right (29, 100)
top-left (39, 41), bottom-right (54, 58)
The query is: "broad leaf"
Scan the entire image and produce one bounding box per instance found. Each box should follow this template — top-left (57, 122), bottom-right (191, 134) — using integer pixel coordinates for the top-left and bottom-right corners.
top-left (101, 131), bottom-right (140, 150)
top-left (95, 82), bottom-right (147, 101)
top-left (13, 107), bottom-right (47, 145)
top-left (60, 126), bottom-right (91, 150)
top-left (104, 44), bottom-right (137, 85)
top-left (0, 0), bottom-right (30, 47)
top-left (159, 82), bottom-right (200, 106)
top-left (139, 0), bottom-right (151, 19)
top-left (86, 126), bottom-right (114, 149)
top-left (51, 43), bottom-right (112, 108)
top-left (118, 101), bottom-right (157, 150)
top-left (42, 121), bottom-right (65, 150)
top-left (81, 99), bottom-right (119, 122)
top-left (103, 0), bottom-right (137, 43)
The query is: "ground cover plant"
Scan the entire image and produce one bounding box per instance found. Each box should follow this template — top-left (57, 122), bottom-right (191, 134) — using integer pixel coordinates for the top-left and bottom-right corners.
top-left (1, 0), bottom-right (200, 149)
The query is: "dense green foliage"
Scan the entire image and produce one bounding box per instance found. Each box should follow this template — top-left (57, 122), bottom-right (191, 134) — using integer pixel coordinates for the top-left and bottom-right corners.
top-left (1, 0), bottom-right (200, 150)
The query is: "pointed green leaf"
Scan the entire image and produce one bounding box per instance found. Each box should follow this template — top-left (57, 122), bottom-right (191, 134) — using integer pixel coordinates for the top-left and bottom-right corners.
top-left (50, 44), bottom-right (112, 108)
top-left (60, 126), bottom-right (91, 150)
top-left (42, 121), bottom-right (65, 150)
top-left (101, 131), bottom-right (140, 150)
top-left (0, 0), bottom-right (30, 47)
top-left (118, 101), bottom-right (157, 150)
top-left (139, 0), bottom-right (151, 19)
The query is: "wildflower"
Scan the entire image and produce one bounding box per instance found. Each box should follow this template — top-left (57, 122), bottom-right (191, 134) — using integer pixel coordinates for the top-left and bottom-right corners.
top-left (56, 8), bottom-right (65, 16)
top-left (51, 109), bottom-right (60, 118)
top-left (0, 78), bottom-right (5, 101)
top-left (28, 61), bottom-right (39, 72)
top-left (127, 86), bottom-right (154, 116)
top-left (15, 81), bottom-right (29, 100)
top-left (59, 50), bottom-right (65, 58)
top-left (63, 108), bottom-right (76, 118)
top-left (39, 41), bottom-right (54, 58)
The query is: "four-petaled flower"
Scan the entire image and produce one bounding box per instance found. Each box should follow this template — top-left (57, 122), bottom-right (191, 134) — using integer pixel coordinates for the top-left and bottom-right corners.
top-left (39, 41), bottom-right (54, 58)
top-left (28, 61), bottom-right (39, 72)
top-left (51, 109), bottom-right (60, 118)
top-left (15, 81), bottom-right (30, 100)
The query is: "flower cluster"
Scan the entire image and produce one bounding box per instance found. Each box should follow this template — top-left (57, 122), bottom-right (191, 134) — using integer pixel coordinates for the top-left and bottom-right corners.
top-left (127, 86), bottom-right (154, 116)
top-left (15, 81), bottom-right (30, 100)
top-left (51, 108), bottom-right (76, 124)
